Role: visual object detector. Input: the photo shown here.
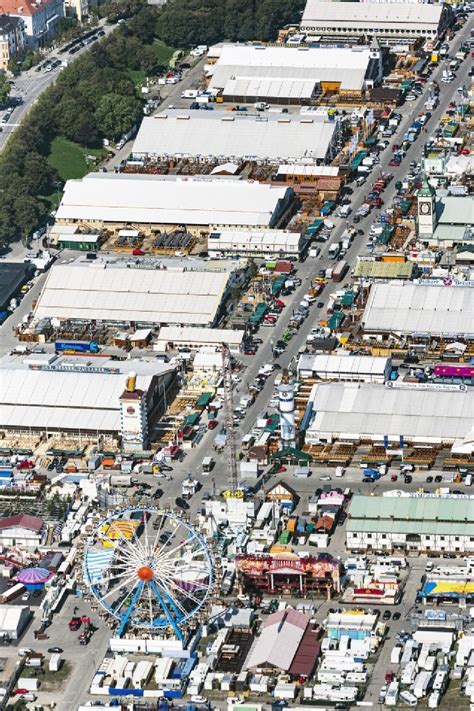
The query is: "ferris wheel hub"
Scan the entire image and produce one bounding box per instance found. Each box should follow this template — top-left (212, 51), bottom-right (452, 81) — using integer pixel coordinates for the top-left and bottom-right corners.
top-left (137, 565), bottom-right (154, 581)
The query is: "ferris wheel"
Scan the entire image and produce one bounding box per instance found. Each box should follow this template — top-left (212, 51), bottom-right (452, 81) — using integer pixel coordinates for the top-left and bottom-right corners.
top-left (83, 508), bottom-right (213, 638)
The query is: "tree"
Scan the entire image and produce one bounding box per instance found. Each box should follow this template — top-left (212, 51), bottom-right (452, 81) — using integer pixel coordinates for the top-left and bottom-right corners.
top-left (126, 5), bottom-right (158, 43)
top-left (255, 0), bottom-right (304, 40)
top-left (56, 95), bottom-right (98, 145)
top-left (21, 152), bottom-right (57, 195)
top-left (156, 0), bottom-right (224, 47)
top-left (0, 72), bottom-right (10, 106)
top-left (223, 0), bottom-right (256, 41)
top-left (12, 193), bottom-right (42, 243)
top-left (95, 93), bottom-right (141, 140)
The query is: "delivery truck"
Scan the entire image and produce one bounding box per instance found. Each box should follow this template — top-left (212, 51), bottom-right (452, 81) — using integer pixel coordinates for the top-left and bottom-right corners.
top-left (55, 340), bottom-right (99, 354)
top-left (109, 474), bottom-right (137, 487)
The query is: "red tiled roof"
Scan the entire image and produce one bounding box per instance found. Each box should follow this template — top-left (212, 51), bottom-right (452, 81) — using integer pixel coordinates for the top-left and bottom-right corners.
top-left (0, 0), bottom-right (54, 16)
top-left (0, 514), bottom-right (44, 532)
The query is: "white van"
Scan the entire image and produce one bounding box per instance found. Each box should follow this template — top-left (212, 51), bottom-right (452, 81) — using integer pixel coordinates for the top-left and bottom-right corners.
top-left (400, 690), bottom-right (418, 707)
top-left (335, 466), bottom-right (345, 478)
top-left (202, 456), bottom-right (214, 474)
top-left (465, 474), bottom-right (472, 486)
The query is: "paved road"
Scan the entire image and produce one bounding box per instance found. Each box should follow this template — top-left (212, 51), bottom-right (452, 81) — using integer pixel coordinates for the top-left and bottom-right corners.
top-left (0, 19), bottom-right (114, 151)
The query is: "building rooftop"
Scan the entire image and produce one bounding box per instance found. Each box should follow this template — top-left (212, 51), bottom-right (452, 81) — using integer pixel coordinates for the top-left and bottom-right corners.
top-left (209, 229), bottom-right (302, 251)
top-left (298, 354), bottom-right (389, 377)
top-left (347, 495), bottom-right (474, 537)
top-left (209, 44), bottom-right (374, 93)
top-left (301, 0), bottom-right (444, 31)
top-left (33, 261), bottom-right (233, 326)
top-left (353, 259), bottom-right (413, 280)
top-left (157, 326), bottom-right (244, 346)
top-left (56, 173), bottom-right (291, 228)
top-left (0, 514), bottom-right (44, 532)
top-left (132, 111), bottom-right (336, 163)
top-left (0, 355), bottom-right (173, 432)
top-left (0, 0), bottom-right (56, 16)
top-left (245, 608), bottom-right (309, 670)
top-left (437, 196), bottom-right (474, 226)
top-left (362, 282), bottom-right (474, 337)
top-left (0, 14), bottom-right (25, 31)
top-left (307, 382), bottom-right (474, 444)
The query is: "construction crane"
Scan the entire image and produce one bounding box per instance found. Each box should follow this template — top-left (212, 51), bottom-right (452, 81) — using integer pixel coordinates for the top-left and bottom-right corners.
top-left (221, 342), bottom-right (239, 492)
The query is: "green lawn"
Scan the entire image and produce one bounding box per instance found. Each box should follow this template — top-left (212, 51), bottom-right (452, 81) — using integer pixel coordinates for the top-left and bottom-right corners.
top-left (47, 136), bottom-right (105, 181)
top-left (153, 40), bottom-right (177, 66)
top-left (127, 68), bottom-right (146, 86)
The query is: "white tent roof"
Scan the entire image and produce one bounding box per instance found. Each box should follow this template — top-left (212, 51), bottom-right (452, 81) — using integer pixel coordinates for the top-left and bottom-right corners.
top-left (209, 45), bottom-right (372, 93)
top-left (0, 356), bottom-right (173, 432)
top-left (307, 382), bottom-right (474, 444)
top-left (132, 112), bottom-right (336, 162)
top-left (362, 283), bottom-right (474, 337)
top-left (299, 354), bottom-right (389, 377)
top-left (301, 0), bottom-right (443, 32)
top-left (0, 605), bottom-right (29, 634)
top-left (245, 608), bottom-right (309, 670)
top-left (33, 262), bottom-right (231, 326)
top-left (56, 173), bottom-right (290, 228)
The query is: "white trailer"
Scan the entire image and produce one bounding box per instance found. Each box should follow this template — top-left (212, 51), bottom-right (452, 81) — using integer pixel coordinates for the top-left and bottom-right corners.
top-left (109, 474), bottom-right (136, 487)
top-left (401, 661), bottom-right (418, 686)
top-left (413, 670), bottom-right (432, 699)
top-left (49, 653), bottom-right (62, 672)
top-left (385, 681), bottom-right (399, 706)
top-left (391, 645), bottom-right (402, 664)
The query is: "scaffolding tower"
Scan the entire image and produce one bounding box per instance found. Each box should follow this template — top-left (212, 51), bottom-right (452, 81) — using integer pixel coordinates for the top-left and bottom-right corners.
top-left (221, 343), bottom-right (238, 492)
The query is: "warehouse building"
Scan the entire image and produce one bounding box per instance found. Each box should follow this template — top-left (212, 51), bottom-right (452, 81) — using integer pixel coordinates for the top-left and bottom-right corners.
top-left (304, 382), bottom-right (474, 450)
top-left (300, 0), bottom-right (452, 47)
top-left (155, 326), bottom-right (244, 353)
top-left (208, 229), bottom-right (307, 259)
top-left (347, 495), bottom-right (474, 555)
top-left (55, 173), bottom-right (293, 234)
top-left (297, 354), bottom-right (391, 383)
top-left (33, 259), bottom-right (237, 327)
top-left (361, 282), bottom-right (474, 341)
top-left (0, 353), bottom-right (176, 440)
top-left (207, 44), bottom-right (382, 103)
top-left (132, 111), bottom-right (339, 165)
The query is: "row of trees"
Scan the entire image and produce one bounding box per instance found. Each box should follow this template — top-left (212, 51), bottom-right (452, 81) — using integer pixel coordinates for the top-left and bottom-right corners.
top-left (0, 7), bottom-right (156, 247)
top-left (155, 0), bottom-right (305, 47)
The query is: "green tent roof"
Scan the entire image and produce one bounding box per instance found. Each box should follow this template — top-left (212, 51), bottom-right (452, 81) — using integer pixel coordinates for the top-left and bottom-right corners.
top-left (271, 447), bottom-right (311, 463)
top-left (196, 392), bottom-right (213, 408)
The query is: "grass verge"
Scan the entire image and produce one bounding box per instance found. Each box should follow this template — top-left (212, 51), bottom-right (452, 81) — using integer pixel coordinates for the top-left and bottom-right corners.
top-left (47, 136), bottom-right (105, 181)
